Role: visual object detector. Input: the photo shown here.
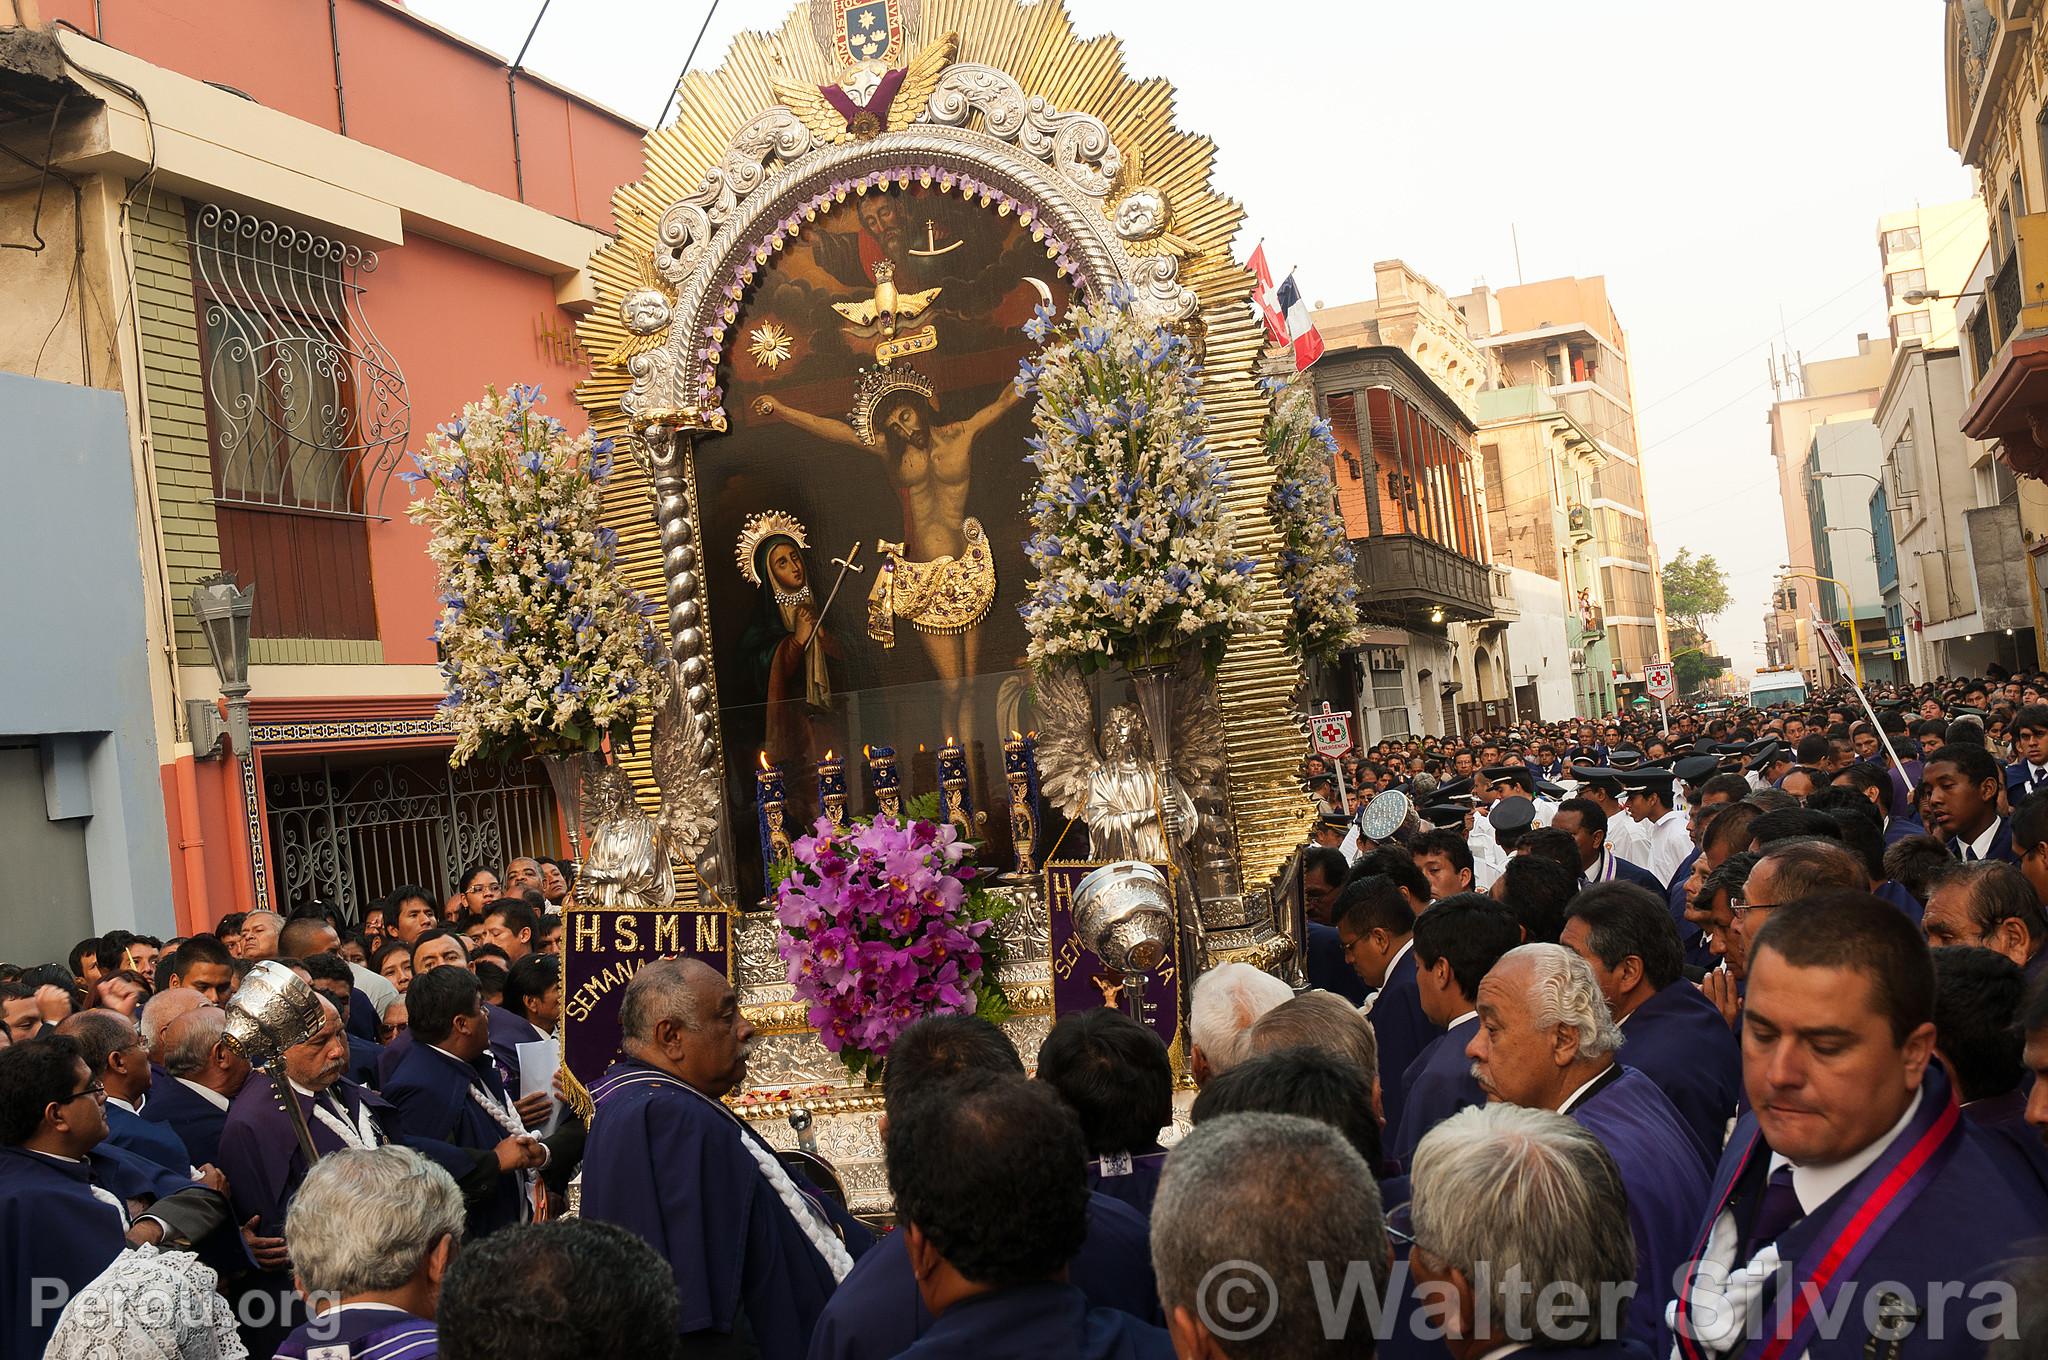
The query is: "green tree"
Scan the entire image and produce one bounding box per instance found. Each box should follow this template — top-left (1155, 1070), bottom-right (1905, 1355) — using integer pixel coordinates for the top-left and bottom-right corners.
top-left (1673, 649), bottom-right (1726, 694)
top-left (1662, 548), bottom-right (1731, 636)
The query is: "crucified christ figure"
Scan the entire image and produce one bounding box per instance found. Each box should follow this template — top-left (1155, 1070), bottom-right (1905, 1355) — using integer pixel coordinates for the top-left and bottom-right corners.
top-left (752, 376), bottom-right (1021, 743)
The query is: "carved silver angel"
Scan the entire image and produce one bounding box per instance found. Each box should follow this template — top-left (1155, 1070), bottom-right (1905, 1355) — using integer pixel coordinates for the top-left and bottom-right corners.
top-left (576, 660), bottom-right (725, 909)
top-left (1033, 658), bottom-right (1227, 864)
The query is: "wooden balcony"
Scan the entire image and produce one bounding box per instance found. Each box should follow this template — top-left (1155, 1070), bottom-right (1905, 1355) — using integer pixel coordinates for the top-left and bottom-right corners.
top-left (1352, 533), bottom-right (1495, 625)
top-left (1961, 212), bottom-right (2048, 479)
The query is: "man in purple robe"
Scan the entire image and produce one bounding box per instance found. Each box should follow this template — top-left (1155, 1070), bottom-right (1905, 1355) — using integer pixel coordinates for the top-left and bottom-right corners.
top-left (1391, 894), bottom-right (1521, 1166)
top-left (1670, 892), bottom-right (2048, 1359)
top-left (581, 957), bottom-right (868, 1356)
top-left (809, 1015), bottom-right (1160, 1360)
top-left (273, 1146), bottom-right (456, 1359)
top-left (383, 965), bottom-right (559, 1237)
top-left (0, 1035), bottom-right (234, 1360)
top-left (1468, 943), bottom-right (1710, 1352)
top-left (1037, 1007), bottom-right (1173, 1220)
top-left (1564, 882), bottom-right (1741, 1153)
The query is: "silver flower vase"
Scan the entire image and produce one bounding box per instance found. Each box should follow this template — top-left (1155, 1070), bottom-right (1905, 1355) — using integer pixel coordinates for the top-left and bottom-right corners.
top-left (540, 749), bottom-right (604, 866)
top-left (1126, 652), bottom-right (1204, 1002)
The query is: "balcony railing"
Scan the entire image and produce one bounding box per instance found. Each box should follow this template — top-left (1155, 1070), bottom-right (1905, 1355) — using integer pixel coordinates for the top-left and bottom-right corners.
top-left (1992, 250), bottom-right (2023, 350)
top-left (1969, 299), bottom-right (1995, 385)
top-left (1352, 533), bottom-right (1494, 624)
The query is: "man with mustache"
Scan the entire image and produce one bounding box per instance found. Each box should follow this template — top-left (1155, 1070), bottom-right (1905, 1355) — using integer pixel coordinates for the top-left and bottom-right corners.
top-left (1466, 943), bottom-right (1709, 1352)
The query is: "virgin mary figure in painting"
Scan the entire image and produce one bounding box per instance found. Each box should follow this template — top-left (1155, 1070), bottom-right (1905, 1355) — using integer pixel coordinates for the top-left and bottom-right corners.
top-left (735, 512), bottom-right (842, 794)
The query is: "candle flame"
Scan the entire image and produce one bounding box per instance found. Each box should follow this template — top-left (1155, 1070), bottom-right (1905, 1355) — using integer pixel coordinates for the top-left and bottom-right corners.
top-left (1009, 729), bottom-right (1022, 741)
top-left (822, 749), bottom-right (836, 762)
top-left (758, 751), bottom-right (771, 771)
top-left (918, 743), bottom-right (926, 753)
top-left (863, 744), bottom-right (872, 759)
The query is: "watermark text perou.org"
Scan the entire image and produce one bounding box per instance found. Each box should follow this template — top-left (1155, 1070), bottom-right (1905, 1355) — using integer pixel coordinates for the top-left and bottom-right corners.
top-left (33, 1278), bottom-right (340, 1334)
top-left (1188, 1259), bottom-right (2021, 1345)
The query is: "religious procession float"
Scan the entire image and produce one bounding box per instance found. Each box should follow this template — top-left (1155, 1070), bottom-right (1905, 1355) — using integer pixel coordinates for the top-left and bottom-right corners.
top-left (405, 0), bottom-right (1364, 1212)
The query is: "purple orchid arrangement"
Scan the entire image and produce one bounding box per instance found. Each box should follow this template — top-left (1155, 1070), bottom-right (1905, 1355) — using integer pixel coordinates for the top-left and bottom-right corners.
top-left (773, 813), bottom-right (998, 1080)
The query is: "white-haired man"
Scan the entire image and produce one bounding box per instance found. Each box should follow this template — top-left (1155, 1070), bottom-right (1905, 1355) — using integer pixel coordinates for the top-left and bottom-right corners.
top-left (1466, 943), bottom-right (1709, 1352)
top-left (1187, 962), bottom-right (1293, 1086)
top-left (142, 1003), bottom-right (247, 1167)
top-left (1408, 1104), bottom-right (1640, 1355)
top-left (274, 1145), bottom-right (461, 1358)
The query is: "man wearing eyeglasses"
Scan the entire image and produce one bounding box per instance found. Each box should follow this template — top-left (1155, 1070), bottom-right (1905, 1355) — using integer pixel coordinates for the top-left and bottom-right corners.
top-left (0, 1033), bottom-right (235, 1360)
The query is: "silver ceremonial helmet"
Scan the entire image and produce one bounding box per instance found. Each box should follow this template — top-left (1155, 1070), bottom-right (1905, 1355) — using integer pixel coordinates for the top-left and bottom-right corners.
top-left (221, 959), bottom-right (327, 1168)
top-left (221, 960), bottom-right (325, 1064)
top-left (1072, 861), bottom-right (1174, 976)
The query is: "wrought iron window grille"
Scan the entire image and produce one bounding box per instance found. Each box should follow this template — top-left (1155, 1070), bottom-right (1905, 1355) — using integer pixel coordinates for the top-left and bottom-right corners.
top-left (191, 203), bottom-right (409, 519)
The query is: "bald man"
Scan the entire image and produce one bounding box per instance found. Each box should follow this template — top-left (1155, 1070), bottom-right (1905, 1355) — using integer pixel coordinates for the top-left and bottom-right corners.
top-left (580, 959), bottom-right (871, 1354)
top-left (141, 1003), bottom-right (248, 1167)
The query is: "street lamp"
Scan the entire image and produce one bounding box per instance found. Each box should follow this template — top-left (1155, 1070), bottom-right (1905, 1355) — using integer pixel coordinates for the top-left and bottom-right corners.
top-left (1899, 288), bottom-right (1983, 305)
top-left (1778, 565), bottom-right (1865, 688)
top-left (188, 573), bottom-right (256, 757)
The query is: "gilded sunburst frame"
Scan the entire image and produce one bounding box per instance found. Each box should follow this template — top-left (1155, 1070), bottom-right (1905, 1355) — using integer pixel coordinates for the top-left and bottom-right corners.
top-left (576, 0), bottom-right (1309, 931)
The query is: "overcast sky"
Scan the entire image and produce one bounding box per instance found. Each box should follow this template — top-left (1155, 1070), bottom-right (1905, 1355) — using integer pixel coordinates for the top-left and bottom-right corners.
top-left (412, 0), bottom-right (1975, 677)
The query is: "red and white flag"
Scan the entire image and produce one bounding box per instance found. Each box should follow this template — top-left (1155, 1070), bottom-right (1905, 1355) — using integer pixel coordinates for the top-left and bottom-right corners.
top-left (1275, 272), bottom-right (1325, 371)
top-left (1248, 243), bottom-right (1289, 347)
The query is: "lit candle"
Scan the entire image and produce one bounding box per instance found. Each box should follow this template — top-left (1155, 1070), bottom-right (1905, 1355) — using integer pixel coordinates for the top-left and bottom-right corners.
top-left (865, 744), bottom-right (902, 822)
top-left (1004, 731), bottom-right (1039, 874)
top-left (937, 736), bottom-right (974, 840)
top-left (756, 752), bottom-right (790, 876)
top-left (817, 749), bottom-right (848, 830)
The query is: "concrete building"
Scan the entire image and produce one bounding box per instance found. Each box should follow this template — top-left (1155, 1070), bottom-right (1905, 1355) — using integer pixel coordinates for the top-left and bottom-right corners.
top-left (1451, 276), bottom-right (1670, 703)
top-left (1875, 341), bottom-right (2035, 680)
top-left (0, 2), bottom-right (641, 937)
top-left (1309, 261), bottom-right (1510, 741)
top-left (1878, 199), bottom-right (1988, 350)
top-left (1804, 413), bottom-right (1899, 686)
top-left (1943, 1), bottom-right (2048, 665)
top-left (1473, 384), bottom-right (1616, 718)
top-left (1499, 567), bottom-right (1580, 723)
top-left (1761, 336), bottom-right (1893, 677)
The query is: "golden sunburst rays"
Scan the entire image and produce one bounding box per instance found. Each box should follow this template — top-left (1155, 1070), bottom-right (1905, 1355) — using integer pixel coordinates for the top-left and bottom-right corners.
top-left (575, 0), bottom-right (1308, 886)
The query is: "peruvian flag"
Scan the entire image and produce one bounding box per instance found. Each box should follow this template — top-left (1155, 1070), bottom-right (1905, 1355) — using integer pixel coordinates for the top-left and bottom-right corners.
top-left (1248, 243), bottom-right (1289, 346)
top-left (1275, 272), bottom-right (1325, 371)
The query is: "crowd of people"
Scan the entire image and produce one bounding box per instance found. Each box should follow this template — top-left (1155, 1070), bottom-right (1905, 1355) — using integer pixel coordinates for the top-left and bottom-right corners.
top-left (10, 675), bottom-right (2048, 1357)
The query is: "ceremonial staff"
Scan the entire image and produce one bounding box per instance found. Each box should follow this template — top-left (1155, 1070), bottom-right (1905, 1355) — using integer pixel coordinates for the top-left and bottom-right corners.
top-left (220, 960), bottom-right (326, 1170)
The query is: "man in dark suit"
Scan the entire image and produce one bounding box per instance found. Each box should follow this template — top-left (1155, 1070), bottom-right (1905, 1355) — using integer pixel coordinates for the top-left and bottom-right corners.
top-left (1553, 798), bottom-right (1664, 893)
top-left (1390, 894), bottom-right (1520, 1167)
top-left (1563, 883), bottom-right (1741, 1156)
top-left (1669, 892), bottom-right (2048, 1359)
top-left (55, 1010), bottom-right (193, 1175)
top-left (2003, 703), bottom-right (2048, 803)
top-left (1334, 876), bottom-right (1428, 1136)
top-left (140, 1003), bottom-right (248, 1167)
top-left (1924, 742), bottom-right (2020, 863)
top-left (1931, 946), bottom-right (2048, 1198)
top-left (382, 966), bottom-right (556, 1237)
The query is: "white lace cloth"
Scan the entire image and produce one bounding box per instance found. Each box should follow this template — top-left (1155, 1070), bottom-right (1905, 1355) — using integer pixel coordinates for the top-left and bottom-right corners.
top-left (43, 1245), bottom-right (247, 1360)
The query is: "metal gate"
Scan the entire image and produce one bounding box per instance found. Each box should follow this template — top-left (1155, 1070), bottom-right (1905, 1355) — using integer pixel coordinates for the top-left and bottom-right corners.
top-left (265, 750), bottom-right (558, 921)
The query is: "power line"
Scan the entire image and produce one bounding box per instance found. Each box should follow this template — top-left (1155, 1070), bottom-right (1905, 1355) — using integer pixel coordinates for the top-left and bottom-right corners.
top-left (658, 0), bottom-right (723, 129)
